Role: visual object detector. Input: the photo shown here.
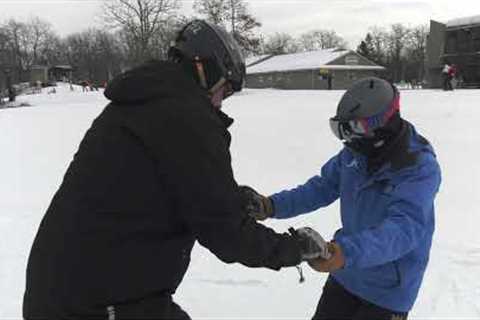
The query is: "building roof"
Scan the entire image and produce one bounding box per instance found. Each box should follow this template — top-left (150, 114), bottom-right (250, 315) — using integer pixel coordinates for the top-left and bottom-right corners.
top-left (447, 14), bottom-right (480, 28)
top-left (31, 65), bottom-right (49, 70)
top-left (246, 49), bottom-right (384, 74)
top-left (245, 55), bottom-right (272, 67)
top-left (50, 65), bottom-right (73, 71)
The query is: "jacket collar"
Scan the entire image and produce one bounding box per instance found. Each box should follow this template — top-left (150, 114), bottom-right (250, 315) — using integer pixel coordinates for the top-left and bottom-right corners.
top-left (349, 121), bottom-right (423, 177)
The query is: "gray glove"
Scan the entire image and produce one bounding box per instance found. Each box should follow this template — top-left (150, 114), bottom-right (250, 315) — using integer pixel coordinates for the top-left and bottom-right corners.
top-left (238, 185), bottom-right (274, 221)
top-left (289, 227), bottom-right (331, 261)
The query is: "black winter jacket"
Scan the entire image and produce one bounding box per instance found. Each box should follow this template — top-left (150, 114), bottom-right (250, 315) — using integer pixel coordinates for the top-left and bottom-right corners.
top-left (23, 61), bottom-right (301, 318)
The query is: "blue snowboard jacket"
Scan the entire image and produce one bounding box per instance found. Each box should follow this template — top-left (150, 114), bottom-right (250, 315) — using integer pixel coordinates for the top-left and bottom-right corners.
top-left (270, 123), bottom-right (441, 312)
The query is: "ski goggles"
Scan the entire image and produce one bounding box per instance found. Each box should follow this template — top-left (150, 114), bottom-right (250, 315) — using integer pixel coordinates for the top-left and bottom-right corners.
top-left (329, 117), bottom-right (372, 141)
top-left (330, 92), bottom-right (401, 141)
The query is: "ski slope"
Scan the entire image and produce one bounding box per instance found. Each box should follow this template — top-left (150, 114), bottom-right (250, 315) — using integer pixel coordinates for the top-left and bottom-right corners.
top-left (1, 84), bottom-right (479, 319)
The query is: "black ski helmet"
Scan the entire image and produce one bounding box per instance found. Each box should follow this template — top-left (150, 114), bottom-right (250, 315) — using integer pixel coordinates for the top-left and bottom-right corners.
top-left (168, 20), bottom-right (245, 93)
top-left (330, 77), bottom-right (400, 142)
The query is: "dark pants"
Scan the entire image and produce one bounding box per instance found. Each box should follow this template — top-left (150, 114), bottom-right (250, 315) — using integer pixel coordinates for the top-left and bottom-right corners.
top-left (312, 277), bottom-right (408, 320)
top-left (107, 295), bottom-right (191, 320)
top-left (443, 74), bottom-right (453, 91)
top-left (24, 294), bottom-right (190, 320)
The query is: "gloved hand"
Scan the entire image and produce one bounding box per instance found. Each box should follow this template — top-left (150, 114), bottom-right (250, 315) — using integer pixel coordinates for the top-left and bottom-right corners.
top-left (289, 227), bottom-right (331, 261)
top-left (307, 242), bottom-right (345, 273)
top-left (238, 185), bottom-right (274, 221)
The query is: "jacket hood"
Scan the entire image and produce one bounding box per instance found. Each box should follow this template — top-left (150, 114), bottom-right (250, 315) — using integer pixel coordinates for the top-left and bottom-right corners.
top-left (408, 123), bottom-right (435, 156)
top-left (104, 61), bottom-right (204, 104)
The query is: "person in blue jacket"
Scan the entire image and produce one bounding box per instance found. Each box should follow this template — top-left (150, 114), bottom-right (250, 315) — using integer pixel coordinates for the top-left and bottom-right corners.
top-left (243, 77), bottom-right (441, 320)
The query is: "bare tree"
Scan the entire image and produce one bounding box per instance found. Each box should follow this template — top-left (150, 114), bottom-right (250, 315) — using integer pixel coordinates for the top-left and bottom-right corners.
top-left (298, 29), bottom-right (347, 51)
top-left (193, 0), bottom-right (228, 25)
top-left (28, 17), bottom-right (54, 65)
top-left (40, 32), bottom-right (64, 66)
top-left (103, 0), bottom-right (180, 64)
top-left (2, 19), bottom-right (30, 81)
top-left (369, 27), bottom-right (388, 64)
top-left (262, 32), bottom-right (299, 55)
top-left (356, 24), bottom-right (429, 83)
top-left (386, 24), bottom-right (410, 82)
top-left (405, 25), bottom-right (428, 81)
top-left (149, 17), bottom-right (185, 60)
top-left (0, 27), bottom-right (13, 93)
top-left (0, 17), bottom-right (59, 84)
top-left (65, 29), bottom-right (125, 84)
top-left (193, 0), bottom-right (262, 54)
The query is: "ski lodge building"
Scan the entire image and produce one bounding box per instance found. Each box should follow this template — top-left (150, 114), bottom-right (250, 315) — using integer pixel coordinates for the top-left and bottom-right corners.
top-left (245, 49), bottom-right (385, 90)
top-left (426, 15), bottom-right (480, 88)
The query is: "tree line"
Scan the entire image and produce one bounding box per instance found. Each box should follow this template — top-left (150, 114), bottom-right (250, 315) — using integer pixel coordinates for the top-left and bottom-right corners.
top-left (0, 0), bottom-right (429, 86)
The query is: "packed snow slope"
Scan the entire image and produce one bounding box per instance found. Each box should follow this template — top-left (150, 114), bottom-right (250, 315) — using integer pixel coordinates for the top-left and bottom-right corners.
top-left (1, 84), bottom-right (479, 319)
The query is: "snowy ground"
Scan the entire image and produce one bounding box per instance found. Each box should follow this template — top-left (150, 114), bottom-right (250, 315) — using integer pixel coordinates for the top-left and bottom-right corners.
top-left (1, 84), bottom-right (480, 319)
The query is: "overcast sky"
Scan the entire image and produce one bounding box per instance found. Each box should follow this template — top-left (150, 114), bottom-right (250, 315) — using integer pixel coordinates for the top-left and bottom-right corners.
top-left (1, 0), bottom-right (480, 48)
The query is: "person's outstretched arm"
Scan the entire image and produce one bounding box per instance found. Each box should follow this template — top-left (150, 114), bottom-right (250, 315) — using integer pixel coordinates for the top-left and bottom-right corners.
top-left (269, 153), bottom-right (342, 219)
top-left (127, 102), bottom-right (306, 270)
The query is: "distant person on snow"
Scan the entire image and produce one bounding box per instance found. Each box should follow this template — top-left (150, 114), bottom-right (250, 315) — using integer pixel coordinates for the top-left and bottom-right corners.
top-left (243, 77), bottom-right (441, 320)
top-left (8, 86), bottom-right (16, 102)
top-left (23, 20), bottom-right (331, 319)
top-left (448, 64), bottom-right (458, 90)
top-left (81, 80), bottom-right (88, 92)
top-left (442, 63), bottom-right (451, 91)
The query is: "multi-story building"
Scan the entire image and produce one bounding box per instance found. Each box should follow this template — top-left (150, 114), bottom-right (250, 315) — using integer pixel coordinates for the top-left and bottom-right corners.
top-left (427, 15), bottom-right (480, 88)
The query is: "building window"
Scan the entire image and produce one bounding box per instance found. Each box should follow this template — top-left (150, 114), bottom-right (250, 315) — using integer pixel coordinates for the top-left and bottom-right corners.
top-left (345, 55), bottom-right (359, 65)
top-left (473, 27), bottom-right (480, 51)
top-left (446, 32), bottom-right (457, 54)
top-left (457, 29), bottom-right (470, 52)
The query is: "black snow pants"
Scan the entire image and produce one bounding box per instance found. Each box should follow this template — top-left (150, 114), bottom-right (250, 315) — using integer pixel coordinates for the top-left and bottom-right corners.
top-left (104, 295), bottom-right (191, 320)
top-left (24, 294), bottom-right (190, 320)
top-left (312, 277), bottom-right (408, 320)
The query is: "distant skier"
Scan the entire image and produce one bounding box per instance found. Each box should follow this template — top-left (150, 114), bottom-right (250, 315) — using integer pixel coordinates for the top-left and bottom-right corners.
top-left (327, 74), bottom-right (333, 90)
top-left (81, 80), bottom-right (89, 92)
top-left (448, 64), bottom-right (458, 90)
top-left (23, 20), bottom-right (330, 319)
top-left (8, 85), bottom-right (16, 102)
top-left (442, 62), bottom-right (451, 91)
top-left (244, 77), bottom-right (441, 320)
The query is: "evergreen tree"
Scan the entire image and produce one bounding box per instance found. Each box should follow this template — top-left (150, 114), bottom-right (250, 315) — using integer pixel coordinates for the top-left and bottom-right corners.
top-left (357, 33), bottom-right (376, 62)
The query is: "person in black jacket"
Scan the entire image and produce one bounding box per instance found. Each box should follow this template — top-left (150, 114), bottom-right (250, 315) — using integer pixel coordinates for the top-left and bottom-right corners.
top-left (23, 20), bottom-right (330, 319)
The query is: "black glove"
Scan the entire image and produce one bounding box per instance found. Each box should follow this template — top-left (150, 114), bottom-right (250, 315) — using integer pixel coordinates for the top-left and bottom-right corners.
top-left (238, 185), bottom-right (274, 221)
top-left (289, 227), bottom-right (331, 261)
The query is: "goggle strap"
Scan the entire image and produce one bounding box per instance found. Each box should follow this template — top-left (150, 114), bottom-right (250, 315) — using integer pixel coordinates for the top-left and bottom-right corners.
top-left (362, 92), bottom-right (401, 133)
top-left (194, 59), bottom-right (208, 89)
top-left (383, 94), bottom-right (400, 122)
top-left (209, 77), bottom-right (227, 95)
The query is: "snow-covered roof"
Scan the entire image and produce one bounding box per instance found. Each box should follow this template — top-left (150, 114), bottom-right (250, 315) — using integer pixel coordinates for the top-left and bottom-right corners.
top-left (247, 49), bottom-right (346, 74)
top-left (245, 55), bottom-right (271, 67)
top-left (246, 49), bottom-right (383, 74)
top-left (318, 65), bottom-right (385, 70)
top-left (447, 15), bottom-right (480, 28)
top-left (51, 65), bottom-right (73, 70)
